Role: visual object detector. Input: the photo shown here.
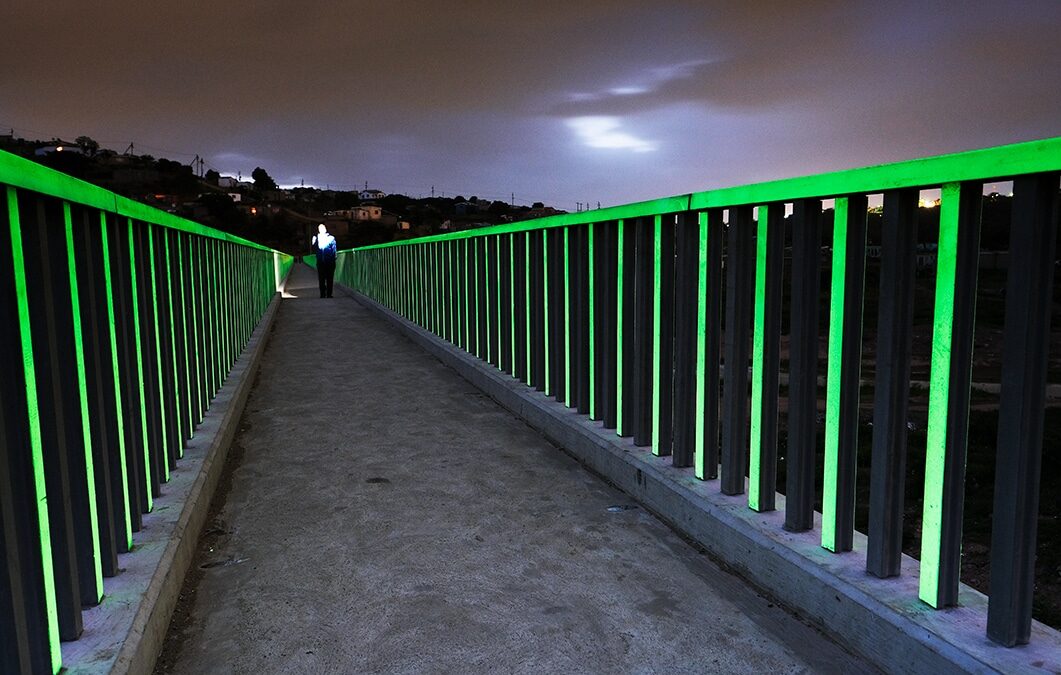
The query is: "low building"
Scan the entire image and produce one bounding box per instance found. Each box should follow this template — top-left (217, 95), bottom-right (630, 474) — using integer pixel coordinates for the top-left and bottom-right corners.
top-left (359, 188), bottom-right (386, 202)
top-left (34, 143), bottom-right (87, 156)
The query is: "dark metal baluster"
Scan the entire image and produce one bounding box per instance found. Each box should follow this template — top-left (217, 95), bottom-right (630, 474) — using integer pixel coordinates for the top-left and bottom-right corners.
top-left (576, 224), bottom-right (591, 415)
top-left (673, 211), bottom-right (699, 467)
top-left (699, 210), bottom-right (724, 480)
top-left (987, 172), bottom-right (1059, 646)
top-left (865, 189), bottom-right (918, 560)
top-left (722, 206), bottom-right (754, 495)
top-left (785, 200), bottom-right (823, 530)
top-left (632, 217), bottom-right (654, 446)
top-left (600, 221), bottom-right (619, 429)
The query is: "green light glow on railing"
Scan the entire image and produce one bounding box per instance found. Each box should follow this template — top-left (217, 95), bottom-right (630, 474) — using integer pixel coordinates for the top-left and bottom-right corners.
top-left (465, 239), bottom-right (472, 352)
top-left (616, 219), bottom-right (625, 435)
top-left (543, 230), bottom-right (551, 394)
top-left (694, 212), bottom-right (709, 479)
top-left (438, 243), bottom-right (444, 338)
top-left (164, 231), bottom-right (185, 455)
top-left (99, 213), bottom-right (133, 549)
top-left (175, 230), bottom-right (192, 433)
top-left (564, 227), bottom-right (572, 406)
top-left (7, 186), bottom-right (62, 673)
top-left (147, 227), bottom-right (170, 482)
top-left (510, 233), bottom-right (516, 374)
top-left (588, 222), bottom-right (596, 418)
top-left (525, 233), bottom-right (532, 384)
top-left (651, 215), bottom-right (663, 455)
top-left (822, 198), bottom-right (850, 552)
top-left (189, 237), bottom-right (203, 423)
top-left (484, 243), bottom-right (492, 362)
top-left (127, 219), bottom-right (153, 511)
top-left (63, 201), bottom-right (104, 599)
top-left (749, 205), bottom-right (769, 510)
top-left (919, 182), bottom-right (962, 607)
top-left (496, 237), bottom-right (502, 370)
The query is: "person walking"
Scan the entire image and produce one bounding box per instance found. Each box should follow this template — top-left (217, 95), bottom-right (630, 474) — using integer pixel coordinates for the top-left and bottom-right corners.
top-left (311, 223), bottom-right (337, 298)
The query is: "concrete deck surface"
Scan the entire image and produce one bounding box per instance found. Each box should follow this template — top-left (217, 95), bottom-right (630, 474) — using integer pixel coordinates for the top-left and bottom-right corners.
top-left (156, 265), bottom-right (874, 674)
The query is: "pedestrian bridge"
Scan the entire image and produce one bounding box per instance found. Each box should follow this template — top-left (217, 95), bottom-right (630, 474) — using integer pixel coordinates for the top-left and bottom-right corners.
top-left (1, 140), bottom-right (1060, 673)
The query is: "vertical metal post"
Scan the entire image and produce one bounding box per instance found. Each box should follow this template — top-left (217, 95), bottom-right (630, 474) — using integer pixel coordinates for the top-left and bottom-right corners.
top-left (673, 211), bottom-right (698, 467)
top-left (786, 200), bottom-right (823, 529)
top-left (721, 206), bottom-right (754, 495)
top-left (631, 218), bottom-right (654, 446)
top-left (749, 204), bottom-right (783, 511)
top-left (600, 221), bottom-right (619, 429)
top-left (919, 182), bottom-right (982, 607)
top-left (865, 189), bottom-right (918, 558)
top-left (575, 224), bottom-right (591, 414)
top-left (987, 172), bottom-right (1058, 646)
top-left (696, 210), bottom-right (724, 480)
top-left (651, 214), bottom-right (676, 457)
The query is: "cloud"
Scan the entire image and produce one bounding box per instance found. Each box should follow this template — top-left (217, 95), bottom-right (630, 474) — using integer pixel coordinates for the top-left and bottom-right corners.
top-left (0, 0), bottom-right (1058, 209)
top-left (566, 117), bottom-right (657, 153)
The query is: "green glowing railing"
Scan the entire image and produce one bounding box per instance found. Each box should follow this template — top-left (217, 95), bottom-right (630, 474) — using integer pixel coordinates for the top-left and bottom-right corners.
top-left (335, 137), bottom-right (1060, 649)
top-left (0, 149), bottom-right (291, 674)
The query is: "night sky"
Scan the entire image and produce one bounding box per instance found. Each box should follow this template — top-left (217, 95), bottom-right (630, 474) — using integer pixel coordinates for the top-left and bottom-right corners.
top-left (3, 1), bottom-right (1060, 210)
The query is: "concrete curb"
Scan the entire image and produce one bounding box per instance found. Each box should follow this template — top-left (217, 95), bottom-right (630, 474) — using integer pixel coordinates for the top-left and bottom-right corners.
top-left (344, 286), bottom-right (1061, 675)
top-left (62, 292), bottom-right (283, 674)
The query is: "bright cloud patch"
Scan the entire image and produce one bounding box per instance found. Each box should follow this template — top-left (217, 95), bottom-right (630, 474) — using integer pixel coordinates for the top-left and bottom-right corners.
top-left (566, 116), bottom-right (656, 153)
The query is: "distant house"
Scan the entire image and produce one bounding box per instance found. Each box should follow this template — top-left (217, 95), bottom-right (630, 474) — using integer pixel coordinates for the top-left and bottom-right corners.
top-left (519, 206), bottom-right (564, 221)
top-left (218, 176), bottom-right (239, 189)
top-left (227, 192), bottom-right (242, 203)
top-left (34, 143), bottom-right (87, 156)
top-left (454, 201), bottom-right (482, 217)
top-left (359, 189), bottom-right (386, 202)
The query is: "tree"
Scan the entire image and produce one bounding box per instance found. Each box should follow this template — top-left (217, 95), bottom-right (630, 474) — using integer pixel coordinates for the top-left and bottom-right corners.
top-left (252, 166), bottom-right (277, 191)
top-left (532, 201), bottom-right (544, 209)
top-left (205, 169), bottom-right (220, 185)
top-left (75, 136), bottom-right (99, 155)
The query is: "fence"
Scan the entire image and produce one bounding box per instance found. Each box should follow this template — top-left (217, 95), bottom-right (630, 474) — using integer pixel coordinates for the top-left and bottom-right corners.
top-left (0, 149), bottom-right (292, 674)
top-left (337, 137), bottom-right (1060, 649)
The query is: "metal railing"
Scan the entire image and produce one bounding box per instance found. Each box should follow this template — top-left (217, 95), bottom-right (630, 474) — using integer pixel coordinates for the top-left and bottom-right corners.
top-left (0, 149), bottom-right (292, 674)
top-left (338, 137), bottom-right (1060, 649)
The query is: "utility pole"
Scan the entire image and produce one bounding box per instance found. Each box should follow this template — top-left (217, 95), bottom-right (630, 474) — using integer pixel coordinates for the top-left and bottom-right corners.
top-left (123, 142), bottom-right (134, 155)
top-left (431, 185), bottom-right (435, 198)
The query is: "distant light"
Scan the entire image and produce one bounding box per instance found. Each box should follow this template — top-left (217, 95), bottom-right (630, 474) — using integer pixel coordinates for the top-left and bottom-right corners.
top-left (56, 146), bottom-right (63, 152)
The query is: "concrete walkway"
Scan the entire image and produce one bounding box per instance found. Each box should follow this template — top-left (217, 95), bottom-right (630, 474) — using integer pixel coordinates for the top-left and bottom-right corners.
top-left (156, 265), bottom-right (873, 674)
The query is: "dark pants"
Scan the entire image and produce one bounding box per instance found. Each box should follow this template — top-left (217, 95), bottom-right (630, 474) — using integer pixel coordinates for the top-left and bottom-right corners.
top-left (318, 259), bottom-right (335, 297)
